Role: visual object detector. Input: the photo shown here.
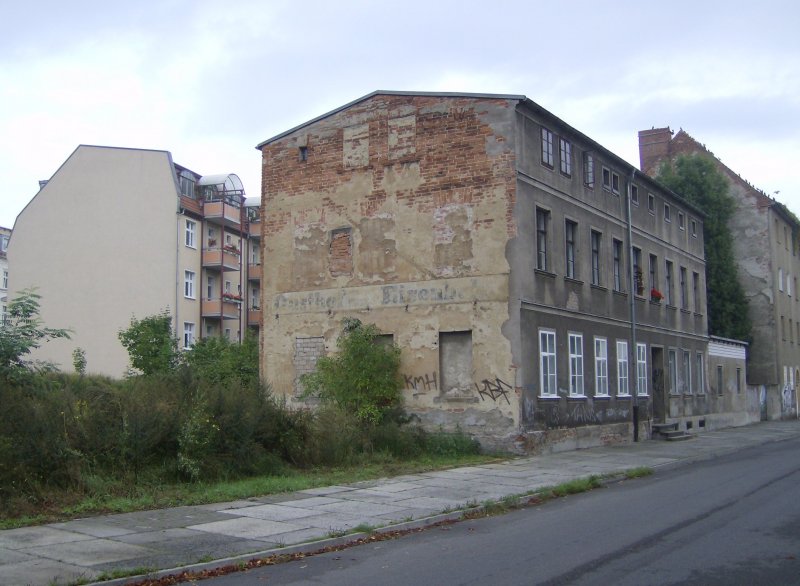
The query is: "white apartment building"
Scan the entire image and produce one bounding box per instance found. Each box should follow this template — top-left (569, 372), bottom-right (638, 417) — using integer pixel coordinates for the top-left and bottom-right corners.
top-left (8, 145), bottom-right (261, 377)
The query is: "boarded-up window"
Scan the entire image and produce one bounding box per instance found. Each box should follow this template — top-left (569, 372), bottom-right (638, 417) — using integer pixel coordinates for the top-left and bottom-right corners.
top-left (440, 331), bottom-right (473, 399)
top-left (294, 337), bottom-right (325, 396)
top-left (343, 123), bottom-right (369, 168)
top-left (329, 227), bottom-right (353, 276)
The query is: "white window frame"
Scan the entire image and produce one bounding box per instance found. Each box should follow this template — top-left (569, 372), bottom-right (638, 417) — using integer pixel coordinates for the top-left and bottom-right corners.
top-left (594, 337), bottom-right (609, 397)
top-left (185, 219), bottom-right (196, 249)
top-left (636, 343), bottom-right (648, 396)
top-left (616, 340), bottom-right (629, 396)
top-left (539, 329), bottom-right (557, 397)
top-left (569, 333), bottom-right (584, 397)
top-left (183, 322), bottom-right (195, 349)
top-left (184, 270), bottom-right (195, 299)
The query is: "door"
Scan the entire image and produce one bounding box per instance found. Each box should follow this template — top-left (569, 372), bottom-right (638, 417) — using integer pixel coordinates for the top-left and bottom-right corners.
top-left (651, 347), bottom-right (666, 423)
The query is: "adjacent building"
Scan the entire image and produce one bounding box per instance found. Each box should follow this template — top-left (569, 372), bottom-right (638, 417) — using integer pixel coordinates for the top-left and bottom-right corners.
top-left (0, 225), bottom-right (10, 323)
top-left (8, 145), bottom-right (261, 377)
top-left (639, 128), bottom-right (798, 419)
top-left (257, 91), bottom-right (716, 451)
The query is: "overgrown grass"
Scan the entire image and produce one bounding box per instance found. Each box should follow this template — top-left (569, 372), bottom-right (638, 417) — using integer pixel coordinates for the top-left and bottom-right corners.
top-left (624, 466), bottom-right (654, 479)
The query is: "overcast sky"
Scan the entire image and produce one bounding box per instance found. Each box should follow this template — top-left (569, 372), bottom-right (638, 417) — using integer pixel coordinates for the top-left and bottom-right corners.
top-left (2, 0), bottom-right (798, 229)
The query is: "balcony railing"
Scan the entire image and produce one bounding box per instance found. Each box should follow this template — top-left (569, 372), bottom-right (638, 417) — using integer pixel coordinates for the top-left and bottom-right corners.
top-left (248, 307), bottom-right (262, 326)
top-left (248, 264), bottom-right (262, 281)
top-left (204, 200), bottom-right (242, 226)
top-left (201, 298), bottom-right (241, 320)
top-left (203, 248), bottom-right (241, 271)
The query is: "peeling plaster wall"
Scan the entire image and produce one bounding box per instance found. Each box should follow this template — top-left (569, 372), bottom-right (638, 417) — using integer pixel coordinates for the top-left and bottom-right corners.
top-left (260, 95), bottom-right (519, 443)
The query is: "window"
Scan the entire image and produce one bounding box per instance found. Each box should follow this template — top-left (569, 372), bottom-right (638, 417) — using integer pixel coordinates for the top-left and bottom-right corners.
top-left (665, 260), bottom-right (674, 305)
top-left (183, 322), bottom-right (195, 349)
top-left (298, 146), bottom-right (308, 162)
top-left (680, 267), bottom-right (688, 309)
top-left (716, 365), bottom-right (724, 395)
top-left (781, 315), bottom-right (786, 341)
top-left (613, 239), bottom-right (623, 292)
top-left (664, 204), bottom-right (671, 222)
top-left (668, 349), bottom-right (678, 394)
top-left (1, 270), bottom-right (6, 290)
top-left (569, 333), bottom-right (584, 396)
top-left (185, 220), bottom-right (196, 248)
top-left (559, 138), bottom-right (572, 176)
top-left (565, 220), bottom-right (577, 279)
top-left (207, 275), bottom-right (215, 299)
top-left (696, 353), bottom-right (705, 394)
top-left (591, 230), bottom-right (601, 286)
top-left (790, 319), bottom-right (794, 343)
top-left (693, 271), bottom-right (700, 313)
top-left (602, 167), bottom-right (611, 191)
top-left (779, 268), bottom-right (784, 292)
top-left (649, 254), bottom-right (658, 291)
top-left (611, 172), bottom-right (620, 195)
top-left (633, 247), bottom-right (643, 295)
top-left (178, 172), bottom-right (195, 198)
top-left (678, 212), bottom-right (685, 230)
top-left (648, 193), bottom-right (655, 213)
top-left (789, 274), bottom-right (793, 297)
top-left (786, 226), bottom-right (789, 250)
top-left (617, 340), bottom-right (629, 396)
top-left (540, 330), bottom-right (557, 397)
top-left (541, 128), bottom-right (554, 167)
top-left (184, 270), bottom-right (195, 299)
top-left (224, 328), bottom-right (231, 340)
top-left (631, 184), bottom-right (639, 205)
top-left (440, 331), bottom-right (473, 397)
top-left (683, 351), bottom-right (692, 394)
top-left (583, 152), bottom-right (594, 188)
top-left (691, 219), bottom-right (697, 237)
top-left (636, 343), bottom-right (648, 395)
top-left (736, 367), bottom-right (743, 393)
top-left (225, 280), bottom-right (232, 294)
top-left (595, 337), bottom-right (609, 397)
top-left (536, 208), bottom-right (550, 271)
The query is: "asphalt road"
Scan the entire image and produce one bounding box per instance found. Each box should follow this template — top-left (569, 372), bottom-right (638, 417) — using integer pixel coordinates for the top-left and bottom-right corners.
top-left (201, 435), bottom-right (800, 586)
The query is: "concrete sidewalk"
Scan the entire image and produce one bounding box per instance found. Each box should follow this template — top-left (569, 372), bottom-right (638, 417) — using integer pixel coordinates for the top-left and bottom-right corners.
top-left (2, 421), bottom-right (800, 586)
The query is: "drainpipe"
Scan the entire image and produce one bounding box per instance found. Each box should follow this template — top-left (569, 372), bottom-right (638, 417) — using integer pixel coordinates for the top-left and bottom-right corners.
top-left (626, 169), bottom-right (640, 441)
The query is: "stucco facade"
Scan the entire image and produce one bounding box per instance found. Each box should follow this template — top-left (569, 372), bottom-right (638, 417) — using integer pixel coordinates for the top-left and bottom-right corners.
top-left (258, 92), bottom-right (714, 451)
top-left (8, 145), bottom-right (261, 377)
top-left (639, 128), bottom-right (799, 419)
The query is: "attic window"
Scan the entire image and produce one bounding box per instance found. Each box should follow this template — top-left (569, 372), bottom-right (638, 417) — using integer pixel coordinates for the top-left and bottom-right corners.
top-left (298, 146), bottom-right (308, 162)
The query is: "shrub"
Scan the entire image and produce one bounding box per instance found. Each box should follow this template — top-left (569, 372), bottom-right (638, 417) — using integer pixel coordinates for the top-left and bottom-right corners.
top-left (118, 310), bottom-right (179, 376)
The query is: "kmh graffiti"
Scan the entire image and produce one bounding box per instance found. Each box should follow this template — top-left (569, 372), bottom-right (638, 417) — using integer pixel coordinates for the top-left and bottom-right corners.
top-left (404, 372), bottom-right (438, 393)
top-left (475, 377), bottom-right (512, 404)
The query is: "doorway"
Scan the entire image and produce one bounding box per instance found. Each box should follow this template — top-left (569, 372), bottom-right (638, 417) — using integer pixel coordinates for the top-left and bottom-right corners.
top-left (651, 347), bottom-right (665, 423)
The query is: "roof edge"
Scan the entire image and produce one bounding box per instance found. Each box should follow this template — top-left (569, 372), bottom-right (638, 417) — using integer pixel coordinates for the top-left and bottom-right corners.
top-left (255, 90), bottom-right (526, 149)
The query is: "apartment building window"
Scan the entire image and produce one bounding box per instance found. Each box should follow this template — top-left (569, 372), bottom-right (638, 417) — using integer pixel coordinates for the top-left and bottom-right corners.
top-left (184, 270), bottom-right (195, 299)
top-left (691, 219), bottom-right (697, 237)
top-left (696, 353), bottom-right (705, 394)
top-left (636, 343), bottom-right (648, 395)
top-left (649, 254), bottom-right (658, 292)
top-left (668, 349), bottom-right (678, 394)
top-left (617, 340), bottom-right (629, 396)
top-left (613, 239), bottom-right (623, 292)
top-left (595, 337), bottom-right (609, 397)
top-left (591, 230), bottom-right (601, 286)
top-left (680, 267), bottom-right (688, 309)
top-left (781, 315), bottom-right (786, 340)
top-left (678, 212), bottom-right (685, 231)
top-left (1, 304), bottom-right (6, 326)
top-left (569, 333), bottom-right (584, 396)
top-left (298, 146), bottom-right (308, 162)
top-left (225, 280), bottom-right (232, 295)
top-left (185, 220), bottom-right (196, 248)
top-left (602, 167), bottom-right (611, 191)
top-left (779, 268), bottom-right (784, 292)
top-left (0, 235), bottom-right (8, 253)
top-left (788, 273), bottom-right (792, 297)
top-left (785, 226), bottom-right (789, 250)
top-left (664, 204), bottom-right (671, 222)
top-left (791, 319), bottom-right (794, 344)
top-left (541, 128), bottom-right (554, 168)
top-left (183, 322), bottom-right (195, 349)
top-left (611, 172), bottom-right (620, 195)
top-left (665, 260), bottom-right (674, 305)
top-left (583, 152), bottom-right (594, 188)
top-left (631, 184), bottom-right (639, 205)
top-left (536, 208), bottom-right (550, 271)
top-left (207, 275), bottom-right (215, 299)
top-left (633, 247), bottom-right (643, 295)
top-left (683, 351), bottom-right (692, 394)
top-left (648, 193), bottom-right (656, 213)
top-left (1, 270), bottom-right (6, 290)
top-left (716, 365), bottom-right (724, 395)
top-left (540, 329), bottom-right (557, 397)
top-left (565, 220), bottom-right (577, 279)
top-left (559, 138), bottom-right (572, 176)
top-left (693, 271), bottom-right (700, 313)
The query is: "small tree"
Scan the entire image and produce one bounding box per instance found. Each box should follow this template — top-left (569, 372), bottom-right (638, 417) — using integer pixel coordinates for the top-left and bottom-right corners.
top-left (118, 310), bottom-right (179, 376)
top-left (0, 289), bottom-right (70, 382)
top-left (300, 318), bottom-right (402, 425)
top-left (72, 347), bottom-right (87, 376)
top-left (185, 333), bottom-right (259, 387)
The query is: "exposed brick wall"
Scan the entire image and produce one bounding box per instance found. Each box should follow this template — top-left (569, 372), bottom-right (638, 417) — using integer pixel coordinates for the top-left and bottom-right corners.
top-left (293, 336), bottom-right (325, 395)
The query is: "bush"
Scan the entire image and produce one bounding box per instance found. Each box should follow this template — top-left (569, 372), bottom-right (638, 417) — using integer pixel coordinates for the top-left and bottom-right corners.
top-left (118, 310), bottom-right (179, 376)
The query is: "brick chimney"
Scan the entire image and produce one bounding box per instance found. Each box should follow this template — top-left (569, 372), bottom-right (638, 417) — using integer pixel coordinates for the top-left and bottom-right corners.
top-left (638, 127), bottom-right (673, 177)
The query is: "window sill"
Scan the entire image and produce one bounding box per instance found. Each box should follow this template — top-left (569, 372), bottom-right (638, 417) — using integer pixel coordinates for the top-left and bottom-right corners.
top-left (535, 268), bottom-right (557, 279)
top-left (612, 290), bottom-right (628, 298)
top-left (564, 276), bottom-right (584, 286)
top-left (593, 395), bottom-right (611, 400)
top-left (680, 308), bottom-right (692, 315)
top-left (568, 395), bottom-right (587, 400)
top-left (538, 394), bottom-right (560, 400)
top-left (616, 394), bottom-right (632, 399)
top-left (665, 304), bottom-right (678, 310)
top-left (590, 284), bottom-right (607, 292)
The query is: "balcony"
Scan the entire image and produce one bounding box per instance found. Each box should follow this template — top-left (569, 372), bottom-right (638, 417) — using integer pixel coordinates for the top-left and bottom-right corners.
top-left (203, 247), bottom-right (241, 271)
top-left (248, 220), bottom-right (261, 239)
top-left (203, 200), bottom-right (242, 227)
top-left (248, 307), bottom-right (262, 327)
top-left (248, 263), bottom-right (262, 281)
top-left (201, 298), bottom-right (241, 320)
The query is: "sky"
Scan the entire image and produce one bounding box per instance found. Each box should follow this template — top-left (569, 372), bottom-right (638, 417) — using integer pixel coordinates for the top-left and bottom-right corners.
top-left (2, 0), bottom-right (799, 229)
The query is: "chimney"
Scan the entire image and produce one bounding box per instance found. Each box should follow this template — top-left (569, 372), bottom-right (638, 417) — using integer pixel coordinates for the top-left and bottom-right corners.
top-left (637, 128), bottom-right (673, 177)
top-left (38, 180), bottom-right (49, 190)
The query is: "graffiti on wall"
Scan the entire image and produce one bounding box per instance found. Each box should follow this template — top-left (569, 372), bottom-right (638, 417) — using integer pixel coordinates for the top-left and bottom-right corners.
top-left (401, 370), bottom-right (514, 404)
top-left (404, 372), bottom-right (438, 394)
top-left (475, 377), bottom-right (512, 404)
